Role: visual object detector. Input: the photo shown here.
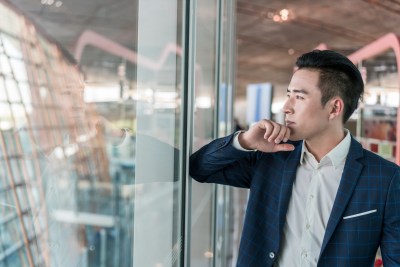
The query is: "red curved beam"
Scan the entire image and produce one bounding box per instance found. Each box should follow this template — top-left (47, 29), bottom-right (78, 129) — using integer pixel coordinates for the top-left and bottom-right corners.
top-left (74, 30), bottom-right (182, 70)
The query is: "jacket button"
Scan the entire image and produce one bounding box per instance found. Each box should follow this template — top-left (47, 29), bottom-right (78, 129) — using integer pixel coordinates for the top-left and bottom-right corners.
top-left (269, 252), bottom-right (275, 259)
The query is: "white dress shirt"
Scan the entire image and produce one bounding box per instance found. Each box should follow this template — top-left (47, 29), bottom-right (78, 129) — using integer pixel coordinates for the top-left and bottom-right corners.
top-left (233, 130), bottom-right (351, 267)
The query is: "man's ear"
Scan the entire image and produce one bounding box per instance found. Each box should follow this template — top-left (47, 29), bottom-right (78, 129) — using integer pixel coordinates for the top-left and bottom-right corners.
top-left (328, 97), bottom-right (344, 120)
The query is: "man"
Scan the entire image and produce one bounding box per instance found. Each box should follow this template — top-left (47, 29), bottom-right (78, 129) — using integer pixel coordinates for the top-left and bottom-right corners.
top-left (22, 58), bottom-right (131, 266)
top-left (189, 50), bottom-right (400, 266)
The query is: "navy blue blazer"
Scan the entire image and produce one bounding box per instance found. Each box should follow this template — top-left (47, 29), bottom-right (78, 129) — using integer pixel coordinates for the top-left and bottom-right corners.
top-left (189, 133), bottom-right (400, 266)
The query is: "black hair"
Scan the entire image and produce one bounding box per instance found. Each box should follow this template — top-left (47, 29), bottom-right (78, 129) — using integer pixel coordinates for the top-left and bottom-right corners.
top-left (295, 50), bottom-right (364, 123)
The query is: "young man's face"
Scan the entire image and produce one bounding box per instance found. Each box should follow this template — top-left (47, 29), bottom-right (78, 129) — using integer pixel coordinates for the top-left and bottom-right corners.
top-left (59, 88), bottom-right (85, 123)
top-left (283, 68), bottom-right (333, 141)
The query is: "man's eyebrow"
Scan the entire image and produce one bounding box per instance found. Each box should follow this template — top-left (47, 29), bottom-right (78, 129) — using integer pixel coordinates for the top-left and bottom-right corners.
top-left (286, 88), bottom-right (309, 94)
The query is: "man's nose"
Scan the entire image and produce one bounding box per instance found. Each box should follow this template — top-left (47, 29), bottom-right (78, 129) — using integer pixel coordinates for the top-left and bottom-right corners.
top-left (282, 99), bottom-right (293, 114)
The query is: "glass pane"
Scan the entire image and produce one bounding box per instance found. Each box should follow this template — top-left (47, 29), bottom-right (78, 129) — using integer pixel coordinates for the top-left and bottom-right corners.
top-left (10, 58), bottom-right (28, 81)
top-left (3, 219), bottom-right (22, 250)
top-left (0, 76), bottom-right (7, 101)
top-left (0, 190), bottom-right (16, 218)
top-left (191, 0), bottom-right (218, 266)
top-left (133, 0), bottom-right (184, 266)
top-left (0, 0), bottom-right (241, 267)
top-left (0, 0), bottom-right (188, 266)
top-left (0, 4), bottom-right (22, 36)
top-left (0, 54), bottom-right (11, 75)
top-left (18, 82), bottom-right (32, 104)
top-left (2, 34), bottom-right (22, 59)
top-left (5, 78), bottom-right (21, 102)
top-left (12, 104), bottom-right (28, 129)
top-left (0, 160), bottom-right (7, 189)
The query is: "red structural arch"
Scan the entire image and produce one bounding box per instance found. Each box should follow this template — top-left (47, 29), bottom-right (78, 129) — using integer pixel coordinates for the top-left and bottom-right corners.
top-left (74, 30), bottom-right (182, 71)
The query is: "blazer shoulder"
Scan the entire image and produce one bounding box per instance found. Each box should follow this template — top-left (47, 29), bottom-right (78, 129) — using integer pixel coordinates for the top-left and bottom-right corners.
top-left (360, 147), bottom-right (400, 174)
top-left (349, 136), bottom-right (398, 169)
top-left (362, 148), bottom-right (397, 164)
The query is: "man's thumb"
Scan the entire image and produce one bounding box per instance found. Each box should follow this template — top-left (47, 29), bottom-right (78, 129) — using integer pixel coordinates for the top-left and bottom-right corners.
top-left (274, 143), bottom-right (295, 152)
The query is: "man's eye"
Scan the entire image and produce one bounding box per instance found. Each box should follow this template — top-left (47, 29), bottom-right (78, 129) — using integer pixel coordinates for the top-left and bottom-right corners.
top-left (295, 95), bottom-right (304, 100)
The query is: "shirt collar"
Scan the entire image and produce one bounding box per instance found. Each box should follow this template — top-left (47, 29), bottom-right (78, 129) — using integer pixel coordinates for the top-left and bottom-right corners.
top-left (299, 129), bottom-right (351, 168)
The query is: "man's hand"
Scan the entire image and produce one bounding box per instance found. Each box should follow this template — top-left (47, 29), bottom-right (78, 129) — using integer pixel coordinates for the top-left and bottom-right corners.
top-left (94, 116), bottom-right (126, 144)
top-left (238, 119), bottom-right (295, 153)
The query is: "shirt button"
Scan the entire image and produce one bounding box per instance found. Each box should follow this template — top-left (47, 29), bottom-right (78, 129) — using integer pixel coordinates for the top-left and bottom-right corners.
top-left (306, 223), bottom-right (310, 230)
top-left (269, 252), bottom-right (275, 259)
top-left (301, 251), bottom-right (308, 258)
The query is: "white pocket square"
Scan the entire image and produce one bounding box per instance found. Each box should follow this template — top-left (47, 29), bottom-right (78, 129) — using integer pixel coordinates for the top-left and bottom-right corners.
top-left (343, 209), bottom-right (377, 220)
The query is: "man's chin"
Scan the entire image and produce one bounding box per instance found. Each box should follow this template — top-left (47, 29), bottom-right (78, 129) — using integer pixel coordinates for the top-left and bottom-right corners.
top-left (288, 134), bottom-right (302, 142)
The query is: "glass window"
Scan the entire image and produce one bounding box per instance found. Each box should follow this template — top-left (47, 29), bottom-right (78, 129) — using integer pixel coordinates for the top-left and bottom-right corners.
top-left (0, 0), bottom-right (236, 266)
top-left (133, 1), bottom-right (185, 266)
top-left (190, 0), bottom-right (218, 266)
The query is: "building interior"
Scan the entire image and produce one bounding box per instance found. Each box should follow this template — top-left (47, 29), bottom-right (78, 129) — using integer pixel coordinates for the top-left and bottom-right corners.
top-left (0, 0), bottom-right (398, 266)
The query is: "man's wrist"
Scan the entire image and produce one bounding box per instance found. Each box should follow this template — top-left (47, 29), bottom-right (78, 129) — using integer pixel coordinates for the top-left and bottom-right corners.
top-left (233, 131), bottom-right (256, 152)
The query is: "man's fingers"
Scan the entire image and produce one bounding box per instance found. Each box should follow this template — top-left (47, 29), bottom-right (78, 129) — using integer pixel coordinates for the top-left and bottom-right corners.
top-left (259, 120), bottom-right (273, 140)
top-left (267, 122), bottom-right (281, 143)
top-left (274, 126), bottom-right (290, 144)
top-left (283, 128), bottom-right (291, 142)
top-left (259, 120), bottom-right (290, 144)
top-left (273, 143), bottom-right (295, 152)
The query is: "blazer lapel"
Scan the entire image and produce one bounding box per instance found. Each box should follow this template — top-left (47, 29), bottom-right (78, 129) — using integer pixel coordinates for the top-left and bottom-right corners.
top-left (277, 143), bottom-right (302, 245)
top-left (319, 137), bottom-right (364, 257)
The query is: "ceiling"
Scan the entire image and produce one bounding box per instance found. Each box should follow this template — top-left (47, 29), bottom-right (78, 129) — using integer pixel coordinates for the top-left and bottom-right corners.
top-left (6, 0), bottom-right (400, 102)
top-left (236, 0), bottom-right (400, 101)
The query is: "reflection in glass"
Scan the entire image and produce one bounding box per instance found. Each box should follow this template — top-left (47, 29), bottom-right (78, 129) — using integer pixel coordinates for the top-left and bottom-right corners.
top-left (0, 2), bottom-right (119, 266)
top-left (0, 0), bottom-right (188, 266)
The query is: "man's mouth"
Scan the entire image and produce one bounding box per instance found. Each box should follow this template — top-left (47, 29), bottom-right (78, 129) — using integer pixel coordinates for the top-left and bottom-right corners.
top-left (285, 120), bottom-right (294, 126)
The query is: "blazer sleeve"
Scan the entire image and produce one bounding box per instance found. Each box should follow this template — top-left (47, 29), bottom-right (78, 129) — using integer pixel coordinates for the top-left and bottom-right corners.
top-left (380, 168), bottom-right (400, 266)
top-left (189, 134), bottom-right (261, 188)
